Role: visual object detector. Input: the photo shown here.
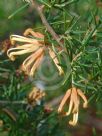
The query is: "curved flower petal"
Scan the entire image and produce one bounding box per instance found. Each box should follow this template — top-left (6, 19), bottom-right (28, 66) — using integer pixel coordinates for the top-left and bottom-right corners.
top-left (69, 112), bottom-right (78, 126)
top-left (29, 53), bottom-right (44, 76)
top-left (58, 89), bottom-right (71, 113)
top-left (77, 89), bottom-right (88, 108)
top-left (72, 88), bottom-right (79, 113)
top-left (10, 35), bottom-right (44, 46)
top-left (22, 47), bottom-right (44, 73)
top-left (24, 28), bottom-right (44, 39)
top-left (66, 98), bottom-right (73, 116)
top-left (7, 45), bottom-right (39, 61)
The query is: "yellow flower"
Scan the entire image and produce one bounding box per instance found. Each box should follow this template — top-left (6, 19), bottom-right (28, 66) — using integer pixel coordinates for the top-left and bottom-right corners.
top-left (7, 28), bottom-right (45, 76)
top-left (58, 87), bottom-right (88, 126)
top-left (27, 87), bottom-right (46, 106)
top-left (7, 28), bottom-right (63, 76)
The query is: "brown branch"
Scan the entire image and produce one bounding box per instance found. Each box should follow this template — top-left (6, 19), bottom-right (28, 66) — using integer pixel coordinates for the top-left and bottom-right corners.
top-left (2, 108), bottom-right (17, 122)
top-left (0, 95), bottom-right (63, 107)
top-left (0, 100), bottom-right (27, 105)
top-left (31, 0), bottom-right (63, 47)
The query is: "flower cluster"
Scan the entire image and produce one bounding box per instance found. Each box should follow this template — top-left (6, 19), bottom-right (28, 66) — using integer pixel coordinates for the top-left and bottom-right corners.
top-left (7, 28), bottom-right (88, 127)
top-left (27, 87), bottom-right (45, 106)
top-left (7, 28), bottom-right (63, 77)
top-left (58, 87), bottom-right (88, 126)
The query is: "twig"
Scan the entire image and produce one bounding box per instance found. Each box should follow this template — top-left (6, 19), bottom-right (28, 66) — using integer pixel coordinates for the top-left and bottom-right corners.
top-left (31, 0), bottom-right (63, 47)
top-left (2, 108), bottom-right (17, 121)
top-left (0, 100), bottom-right (27, 105)
top-left (0, 94), bottom-right (63, 107)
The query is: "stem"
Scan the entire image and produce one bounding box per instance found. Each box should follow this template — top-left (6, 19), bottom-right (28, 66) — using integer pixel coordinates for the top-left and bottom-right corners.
top-left (31, 0), bottom-right (63, 47)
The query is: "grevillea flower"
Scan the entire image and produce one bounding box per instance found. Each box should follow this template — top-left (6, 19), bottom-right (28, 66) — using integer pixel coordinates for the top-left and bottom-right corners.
top-left (27, 87), bottom-right (45, 106)
top-left (58, 87), bottom-right (88, 126)
top-left (7, 28), bottom-right (63, 76)
top-left (7, 28), bottom-right (45, 77)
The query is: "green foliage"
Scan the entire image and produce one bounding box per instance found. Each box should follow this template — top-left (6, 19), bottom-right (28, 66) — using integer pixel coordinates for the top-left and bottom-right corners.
top-left (0, 0), bottom-right (102, 136)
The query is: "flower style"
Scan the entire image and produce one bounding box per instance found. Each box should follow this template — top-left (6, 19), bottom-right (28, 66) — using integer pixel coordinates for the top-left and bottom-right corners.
top-left (27, 87), bottom-right (46, 106)
top-left (58, 87), bottom-right (88, 126)
top-left (7, 28), bottom-right (63, 76)
top-left (49, 48), bottom-right (64, 75)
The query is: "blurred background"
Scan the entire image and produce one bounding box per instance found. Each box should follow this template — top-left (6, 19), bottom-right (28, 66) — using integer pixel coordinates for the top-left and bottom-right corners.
top-left (0, 0), bottom-right (102, 136)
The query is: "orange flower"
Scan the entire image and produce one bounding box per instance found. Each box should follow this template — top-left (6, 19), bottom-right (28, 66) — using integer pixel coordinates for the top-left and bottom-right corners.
top-left (58, 87), bottom-right (88, 126)
top-left (7, 28), bottom-right (63, 76)
top-left (7, 28), bottom-right (45, 76)
top-left (27, 87), bottom-right (46, 106)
